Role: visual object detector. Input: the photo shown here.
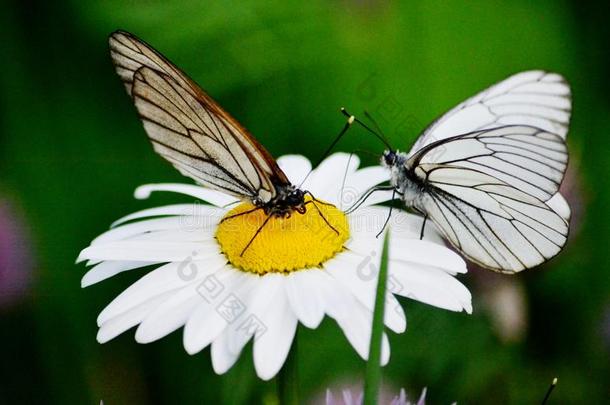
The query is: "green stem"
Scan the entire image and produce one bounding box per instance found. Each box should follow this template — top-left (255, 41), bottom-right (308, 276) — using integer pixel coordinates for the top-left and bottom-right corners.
top-left (363, 231), bottom-right (390, 405)
top-left (278, 329), bottom-right (299, 405)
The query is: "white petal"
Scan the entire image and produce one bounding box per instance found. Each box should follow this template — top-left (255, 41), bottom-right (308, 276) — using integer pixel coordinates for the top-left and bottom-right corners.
top-left (129, 229), bottom-right (216, 243)
top-left (111, 204), bottom-right (222, 227)
top-left (183, 302), bottom-right (227, 355)
top-left (383, 294), bottom-right (407, 334)
top-left (134, 183), bottom-right (238, 207)
top-left (85, 259), bottom-right (103, 266)
top-left (318, 271), bottom-right (377, 360)
top-left (346, 166), bottom-right (390, 191)
top-left (81, 260), bottom-right (157, 287)
top-left (389, 210), bottom-right (445, 245)
top-left (223, 274), bottom-right (282, 357)
top-left (285, 270), bottom-right (325, 328)
top-left (339, 166), bottom-right (391, 210)
top-left (344, 214), bottom-right (385, 254)
top-left (357, 189), bottom-right (396, 209)
top-left (331, 297), bottom-right (389, 364)
top-left (325, 253), bottom-right (406, 333)
top-left (78, 240), bottom-right (218, 263)
top-left (389, 261), bottom-right (472, 313)
top-left (346, 206), bottom-right (439, 244)
top-left (547, 193), bottom-right (571, 221)
top-left (208, 273), bottom-right (278, 374)
top-left (97, 292), bottom-right (171, 343)
top-left (253, 286), bottom-right (298, 380)
top-left (211, 329), bottom-right (241, 374)
top-left (96, 216), bottom-right (220, 245)
top-left (307, 153), bottom-right (360, 203)
top-left (135, 286), bottom-right (203, 343)
top-left (347, 207), bottom-right (445, 248)
top-left (198, 271), bottom-right (281, 374)
top-left (97, 256), bottom-right (225, 325)
top-left (380, 332), bottom-right (391, 366)
top-left (277, 155), bottom-right (312, 186)
top-left (389, 239), bottom-right (467, 275)
top-left (182, 268), bottom-right (250, 354)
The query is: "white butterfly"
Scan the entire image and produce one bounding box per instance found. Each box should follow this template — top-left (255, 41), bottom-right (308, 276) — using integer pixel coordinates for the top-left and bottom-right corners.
top-left (367, 71), bottom-right (571, 273)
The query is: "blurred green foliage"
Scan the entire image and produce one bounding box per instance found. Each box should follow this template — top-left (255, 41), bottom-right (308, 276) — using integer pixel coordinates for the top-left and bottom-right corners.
top-left (1, 1), bottom-right (609, 403)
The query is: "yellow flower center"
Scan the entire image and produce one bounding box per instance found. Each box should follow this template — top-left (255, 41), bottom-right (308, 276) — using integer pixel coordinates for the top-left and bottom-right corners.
top-left (216, 196), bottom-right (349, 274)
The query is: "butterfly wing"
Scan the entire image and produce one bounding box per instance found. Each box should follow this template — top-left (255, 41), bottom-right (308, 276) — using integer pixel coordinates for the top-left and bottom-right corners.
top-left (109, 30), bottom-right (192, 97)
top-left (408, 71), bottom-right (571, 157)
top-left (407, 125), bottom-right (569, 273)
top-left (109, 30), bottom-right (290, 202)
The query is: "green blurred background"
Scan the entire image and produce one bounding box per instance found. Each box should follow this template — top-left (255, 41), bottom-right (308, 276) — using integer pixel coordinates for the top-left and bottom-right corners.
top-left (1, 1), bottom-right (609, 403)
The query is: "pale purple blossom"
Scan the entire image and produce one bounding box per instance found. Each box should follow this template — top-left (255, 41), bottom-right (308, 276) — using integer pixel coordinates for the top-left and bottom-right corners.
top-left (324, 387), bottom-right (427, 405)
top-left (0, 199), bottom-right (33, 307)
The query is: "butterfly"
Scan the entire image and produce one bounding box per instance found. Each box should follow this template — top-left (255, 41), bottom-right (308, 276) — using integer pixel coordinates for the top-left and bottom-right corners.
top-left (347, 71), bottom-right (571, 273)
top-left (108, 30), bottom-right (340, 254)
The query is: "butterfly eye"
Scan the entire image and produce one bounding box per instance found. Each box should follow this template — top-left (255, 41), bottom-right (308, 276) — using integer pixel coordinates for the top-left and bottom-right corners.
top-left (383, 151), bottom-right (396, 166)
top-left (288, 190), bottom-right (304, 205)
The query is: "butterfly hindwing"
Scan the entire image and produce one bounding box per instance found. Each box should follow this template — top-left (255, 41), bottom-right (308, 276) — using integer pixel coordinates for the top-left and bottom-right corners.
top-left (418, 166), bottom-right (568, 273)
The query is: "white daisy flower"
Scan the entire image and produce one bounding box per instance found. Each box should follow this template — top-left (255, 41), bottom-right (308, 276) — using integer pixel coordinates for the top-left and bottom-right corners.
top-left (78, 153), bottom-right (471, 380)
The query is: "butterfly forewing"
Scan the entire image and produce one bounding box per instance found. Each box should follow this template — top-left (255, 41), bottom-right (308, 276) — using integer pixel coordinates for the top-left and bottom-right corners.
top-left (410, 125), bottom-right (568, 201)
top-left (109, 30), bottom-right (290, 202)
top-left (408, 70), bottom-right (571, 157)
top-left (109, 31), bottom-right (192, 97)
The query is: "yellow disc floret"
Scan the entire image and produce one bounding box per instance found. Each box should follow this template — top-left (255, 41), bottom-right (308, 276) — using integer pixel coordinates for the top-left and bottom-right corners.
top-left (216, 196), bottom-right (349, 274)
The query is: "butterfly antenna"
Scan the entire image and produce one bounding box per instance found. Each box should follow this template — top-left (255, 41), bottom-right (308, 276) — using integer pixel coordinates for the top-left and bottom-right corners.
top-left (339, 152), bottom-right (355, 210)
top-left (352, 148), bottom-right (380, 159)
top-left (541, 378), bottom-right (558, 405)
top-left (339, 149), bottom-right (385, 210)
top-left (298, 113), bottom-right (355, 188)
top-left (341, 107), bottom-right (393, 150)
top-left (363, 110), bottom-right (387, 139)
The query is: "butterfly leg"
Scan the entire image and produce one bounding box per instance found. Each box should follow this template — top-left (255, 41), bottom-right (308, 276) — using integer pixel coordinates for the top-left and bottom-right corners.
top-left (345, 185), bottom-right (396, 215)
top-left (303, 199), bottom-right (340, 235)
top-left (303, 190), bottom-right (335, 207)
top-left (220, 206), bottom-right (262, 223)
top-left (240, 213), bottom-right (274, 257)
top-left (419, 214), bottom-right (428, 240)
top-left (375, 188), bottom-right (396, 238)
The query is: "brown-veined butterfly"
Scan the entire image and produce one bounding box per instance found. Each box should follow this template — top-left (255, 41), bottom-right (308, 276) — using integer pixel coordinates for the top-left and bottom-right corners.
top-left (345, 71), bottom-right (571, 273)
top-left (109, 30), bottom-right (343, 254)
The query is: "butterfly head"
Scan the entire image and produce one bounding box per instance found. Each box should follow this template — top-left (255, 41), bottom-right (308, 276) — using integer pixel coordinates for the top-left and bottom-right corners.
top-left (381, 150), bottom-right (397, 167)
top-left (285, 188), bottom-right (306, 207)
top-left (263, 185), bottom-right (307, 217)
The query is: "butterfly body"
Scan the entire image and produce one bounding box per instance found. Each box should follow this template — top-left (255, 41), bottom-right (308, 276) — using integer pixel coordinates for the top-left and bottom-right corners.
top-left (259, 185), bottom-right (306, 218)
top-left (382, 150), bottom-right (427, 211)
